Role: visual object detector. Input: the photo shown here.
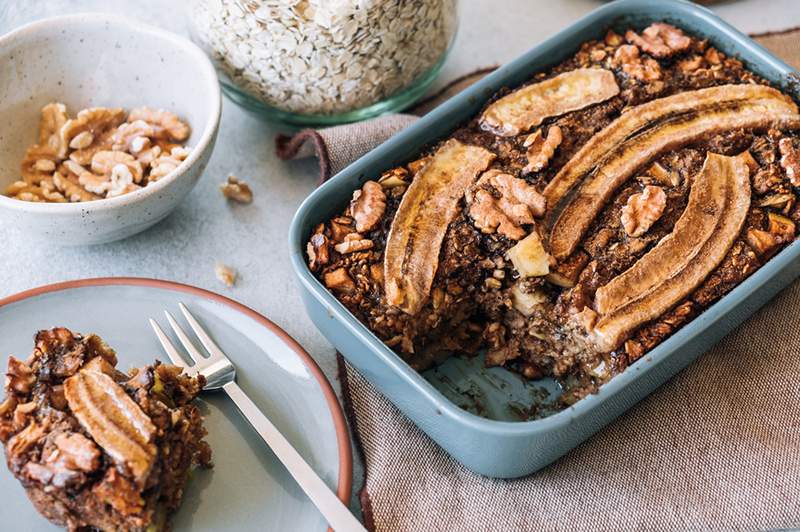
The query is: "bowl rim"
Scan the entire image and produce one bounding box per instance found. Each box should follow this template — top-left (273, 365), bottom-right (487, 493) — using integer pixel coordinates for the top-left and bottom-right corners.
top-left (289, 0), bottom-right (800, 437)
top-left (0, 12), bottom-right (221, 214)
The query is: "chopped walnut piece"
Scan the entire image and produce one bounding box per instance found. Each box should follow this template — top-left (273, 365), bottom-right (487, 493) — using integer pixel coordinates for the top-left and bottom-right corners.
top-left (111, 120), bottom-right (156, 152)
top-left (170, 146), bottom-right (191, 160)
top-left (7, 421), bottom-right (46, 458)
top-left (324, 268), bottom-right (355, 294)
top-left (148, 155), bottom-right (182, 181)
top-left (307, 225), bottom-right (330, 272)
top-left (39, 102), bottom-right (69, 156)
top-left (32, 158), bottom-right (56, 173)
top-left (746, 228), bottom-right (779, 257)
top-left (214, 263), bottom-right (237, 287)
top-left (148, 148), bottom-right (189, 182)
top-left (704, 47), bottom-right (723, 65)
top-left (20, 145), bottom-right (60, 185)
top-left (128, 107), bottom-right (190, 142)
top-left (52, 171), bottom-right (98, 202)
top-left (59, 107), bottom-right (125, 160)
top-left (220, 175), bottom-right (253, 204)
top-left (91, 150), bottom-right (144, 184)
top-left (334, 233), bottom-right (374, 254)
top-left (590, 49), bottom-right (607, 62)
top-left (468, 170), bottom-right (546, 240)
top-left (625, 23), bottom-right (691, 58)
top-left (621, 185), bottom-right (666, 237)
top-left (6, 102), bottom-right (192, 203)
top-left (69, 131), bottom-right (94, 150)
top-left (67, 126), bottom-right (117, 167)
top-left (612, 44), bottom-right (662, 81)
top-left (350, 180), bottom-right (386, 233)
top-left (523, 125), bottom-right (562, 174)
top-left (107, 164), bottom-right (141, 198)
top-left (136, 145), bottom-right (162, 169)
top-left (62, 160), bottom-right (110, 196)
top-left (329, 217), bottom-right (355, 243)
top-left (93, 467), bottom-right (145, 517)
top-left (0, 396), bottom-right (17, 417)
top-left (768, 212), bottom-right (796, 243)
top-left (678, 55), bottom-right (704, 73)
top-left (38, 177), bottom-right (67, 202)
top-left (5, 181), bottom-right (46, 202)
top-left (6, 356), bottom-right (35, 395)
top-left (378, 167), bottom-right (409, 188)
top-left (757, 193), bottom-right (794, 212)
top-left (779, 138), bottom-right (799, 186)
top-left (50, 432), bottom-right (102, 473)
top-left (604, 29), bottom-right (624, 47)
top-left (576, 306), bottom-right (599, 332)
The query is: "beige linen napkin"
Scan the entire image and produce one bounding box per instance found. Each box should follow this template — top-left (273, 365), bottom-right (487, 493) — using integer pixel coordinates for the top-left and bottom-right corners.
top-left (275, 68), bottom-right (495, 183)
top-left (281, 30), bottom-right (800, 531)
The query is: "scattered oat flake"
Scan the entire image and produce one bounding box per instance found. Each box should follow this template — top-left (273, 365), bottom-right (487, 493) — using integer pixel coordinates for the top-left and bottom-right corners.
top-left (214, 263), bottom-right (237, 287)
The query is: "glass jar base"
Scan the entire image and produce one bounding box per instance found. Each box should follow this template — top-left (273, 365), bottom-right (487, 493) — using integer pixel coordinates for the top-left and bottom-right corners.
top-left (221, 54), bottom-right (449, 129)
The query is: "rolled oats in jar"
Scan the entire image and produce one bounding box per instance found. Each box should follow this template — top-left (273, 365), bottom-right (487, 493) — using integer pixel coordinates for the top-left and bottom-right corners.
top-left (191, 0), bottom-right (458, 122)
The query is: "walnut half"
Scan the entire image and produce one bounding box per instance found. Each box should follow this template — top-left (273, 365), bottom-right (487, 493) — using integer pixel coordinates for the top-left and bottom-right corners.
top-left (307, 224), bottom-right (330, 272)
top-left (621, 185), bottom-right (666, 237)
top-left (220, 175), bottom-right (253, 204)
top-left (350, 181), bottom-right (386, 233)
top-left (612, 44), bottom-right (662, 81)
top-left (625, 23), bottom-right (691, 58)
top-left (5, 356), bottom-right (35, 395)
top-left (523, 126), bottom-right (562, 174)
top-left (334, 233), bottom-right (373, 254)
top-left (779, 138), bottom-right (799, 186)
top-left (468, 170), bottom-right (546, 240)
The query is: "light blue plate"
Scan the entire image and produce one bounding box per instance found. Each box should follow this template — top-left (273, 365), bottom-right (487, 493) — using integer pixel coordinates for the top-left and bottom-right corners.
top-left (0, 278), bottom-right (352, 531)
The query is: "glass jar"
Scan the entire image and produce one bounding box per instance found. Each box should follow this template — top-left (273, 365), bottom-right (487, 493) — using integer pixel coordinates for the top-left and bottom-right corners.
top-left (190, 0), bottom-right (458, 126)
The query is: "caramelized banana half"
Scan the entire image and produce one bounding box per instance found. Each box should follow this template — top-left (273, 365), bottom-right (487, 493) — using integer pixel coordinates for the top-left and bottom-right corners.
top-left (542, 84), bottom-right (789, 206)
top-left (587, 152), bottom-right (751, 352)
top-left (480, 68), bottom-right (620, 137)
top-left (547, 87), bottom-right (799, 260)
top-left (64, 367), bottom-right (157, 485)
top-left (384, 139), bottom-right (495, 314)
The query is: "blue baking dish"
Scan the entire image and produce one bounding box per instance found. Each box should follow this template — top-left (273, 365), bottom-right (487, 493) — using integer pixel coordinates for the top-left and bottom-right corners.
top-left (289, 0), bottom-right (800, 478)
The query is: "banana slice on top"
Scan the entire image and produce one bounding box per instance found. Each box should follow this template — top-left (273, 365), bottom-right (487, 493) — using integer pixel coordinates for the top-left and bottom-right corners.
top-left (384, 139), bottom-right (495, 315)
top-left (480, 68), bottom-right (620, 137)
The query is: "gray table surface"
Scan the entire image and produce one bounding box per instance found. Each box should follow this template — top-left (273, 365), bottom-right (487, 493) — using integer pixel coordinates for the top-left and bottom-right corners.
top-left (2, 0), bottom-right (799, 524)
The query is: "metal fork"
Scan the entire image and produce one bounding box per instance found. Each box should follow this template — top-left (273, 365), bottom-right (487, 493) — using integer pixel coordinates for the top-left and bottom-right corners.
top-left (149, 303), bottom-right (366, 532)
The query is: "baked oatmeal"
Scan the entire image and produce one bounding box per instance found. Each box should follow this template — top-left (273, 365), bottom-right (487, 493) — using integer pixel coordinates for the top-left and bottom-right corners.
top-left (5, 103), bottom-right (191, 203)
top-left (0, 328), bottom-right (211, 531)
top-left (308, 23), bottom-right (800, 409)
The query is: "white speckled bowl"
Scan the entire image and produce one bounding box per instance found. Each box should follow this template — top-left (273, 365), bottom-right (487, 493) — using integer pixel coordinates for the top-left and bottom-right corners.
top-left (0, 14), bottom-right (221, 245)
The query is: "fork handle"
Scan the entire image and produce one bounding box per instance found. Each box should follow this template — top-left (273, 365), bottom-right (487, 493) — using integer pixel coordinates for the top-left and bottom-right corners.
top-left (222, 381), bottom-right (366, 532)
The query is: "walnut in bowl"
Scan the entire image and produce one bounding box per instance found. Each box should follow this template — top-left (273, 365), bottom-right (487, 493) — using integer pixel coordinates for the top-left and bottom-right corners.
top-left (0, 14), bottom-right (221, 245)
top-left (6, 103), bottom-right (193, 204)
